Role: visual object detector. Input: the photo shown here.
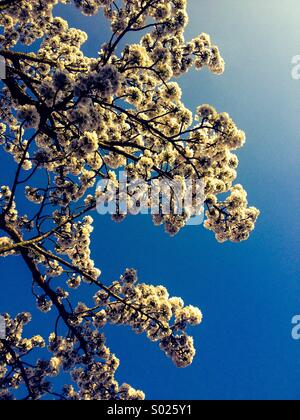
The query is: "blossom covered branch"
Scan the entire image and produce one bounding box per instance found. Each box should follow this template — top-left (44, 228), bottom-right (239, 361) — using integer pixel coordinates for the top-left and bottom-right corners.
top-left (0, 0), bottom-right (259, 400)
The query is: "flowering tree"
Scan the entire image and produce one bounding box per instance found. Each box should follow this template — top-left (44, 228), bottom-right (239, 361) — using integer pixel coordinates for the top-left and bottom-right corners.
top-left (0, 0), bottom-right (259, 400)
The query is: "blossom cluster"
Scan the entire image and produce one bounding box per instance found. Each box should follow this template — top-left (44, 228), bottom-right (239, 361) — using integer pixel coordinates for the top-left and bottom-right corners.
top-left (93, 269), bottom-right (202, 367)
top-left (54, 215), bottom-right (101, 280)
top-left (0, 313), bottom-right (144, 400)
top-left (205, 185), bottom-right (260, 243)
top-left (0, 313), bottom-right (47, 400)
top-left (0, 0), bottom-right (259, 239)
top-left (0, 186), bottom-right (18, 225)
top-left (0, 267), bottom-right (201, 399)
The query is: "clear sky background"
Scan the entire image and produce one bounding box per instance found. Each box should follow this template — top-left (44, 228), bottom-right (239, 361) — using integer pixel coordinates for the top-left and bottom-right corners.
top-left (1, 0), bottom-right (300, 400)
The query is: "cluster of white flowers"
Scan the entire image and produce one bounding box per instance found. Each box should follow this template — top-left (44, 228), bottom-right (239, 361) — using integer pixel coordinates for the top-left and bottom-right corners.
top-left (48, 326), bottom-right (145, 400)
top-left (72, 131), bottom-right (99, 156)
top-left (93, 269), bottom-right (202, 367)
top-left (25, 187), bottom-right (44, 204)
top-left (0, 186), bottom-right (18, 224)
top-left (76, 65), bottom-right (122, 98)
top-left (54, 215), bottom-right (101, 280)
top-left (0, 123), bottom-right (7, 146)
top-left (16, 106), bottom-right (40, 130)
top-left (0, 313), bottom-right (144, 400)
top-left (0, 313), bottom-right (46, 400)
top-left (0, 0), bottom-right (258, 239)
top-left (160, 334), bottom-right (196, 368)
top-left (204, 185), bottom-right (260, 243)
top-left (74, 0), bottom-right (113, 17)
top-left (0, 236), bottom-right (15, 257)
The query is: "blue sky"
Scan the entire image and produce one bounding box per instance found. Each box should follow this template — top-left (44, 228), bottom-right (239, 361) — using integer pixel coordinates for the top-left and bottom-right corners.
top-left (1, 0), bottom-right (300, 400)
